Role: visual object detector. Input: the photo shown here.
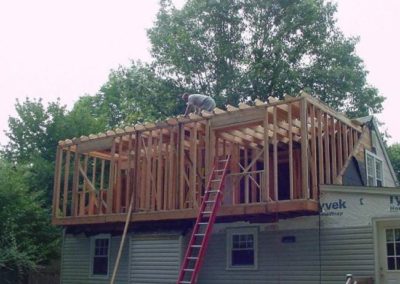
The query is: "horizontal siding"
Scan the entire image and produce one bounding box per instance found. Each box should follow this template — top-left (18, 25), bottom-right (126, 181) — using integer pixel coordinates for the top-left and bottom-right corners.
top-left (321, 226), bottom-right (375, 283)
top-left (372, 129), bottom-right (396, 187)
top-left (61, 234), bottom-right (128, 284)
top-left (195, 226), bottom-right (375, 284)
top-left (60, 225), bottom-right (376, 284)
top-left (129, 235), bottom-right (181, 284)
top-left (198, 229), bottom-right (321, 284)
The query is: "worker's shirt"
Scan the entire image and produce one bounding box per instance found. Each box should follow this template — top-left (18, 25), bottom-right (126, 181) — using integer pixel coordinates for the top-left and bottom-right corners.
top-left (187, 94), bottom-right (208, 107)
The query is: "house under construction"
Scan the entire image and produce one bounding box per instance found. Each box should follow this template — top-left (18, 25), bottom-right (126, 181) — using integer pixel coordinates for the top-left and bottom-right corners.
top-left (53, 92), bottom-right (399, 284)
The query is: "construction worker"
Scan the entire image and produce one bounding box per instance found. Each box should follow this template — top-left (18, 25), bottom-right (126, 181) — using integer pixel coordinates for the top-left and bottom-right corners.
top-left (182, 93), bottom-right (216, 116)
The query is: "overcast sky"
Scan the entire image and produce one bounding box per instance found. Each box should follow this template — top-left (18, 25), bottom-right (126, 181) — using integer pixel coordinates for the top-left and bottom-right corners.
top-left (0, 0), bottom-right (399, 146)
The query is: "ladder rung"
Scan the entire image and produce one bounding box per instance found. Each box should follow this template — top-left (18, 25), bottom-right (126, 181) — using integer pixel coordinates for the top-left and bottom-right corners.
top-left (214, 169), bottom-right (224, 172)
top-left (211, 179), bottom-right (221, 182)
top-left (207, 190), bottom-right (220, 193)
top-left (179, 282), bottom-right (191, 284)
top-left (205, 200), bottom-right (215, 203)
top-left (184, 269), bottom-right (194, 272)
top-left (202, 211), bottom-right (212, 214)
top-left (199, 222), bottom-right (208, 225)
top-left (195, 233), bottom-right (205, 237)
top-left (218, 159), bottom-right (228, 162)
top-left (191, 245), bottom-right (201, 248)
top-left (188, 256), bottom-right (198, 260)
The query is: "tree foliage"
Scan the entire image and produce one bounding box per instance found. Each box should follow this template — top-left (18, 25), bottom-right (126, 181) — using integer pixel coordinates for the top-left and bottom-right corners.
top-left (0, 161), bottom-right (59, 273)
top-left (4, 98), bottom-right (104, 164)
top-left (3, 98), bottom-right (105, 203)
top-left (75, 62), bottom-right (186, 129)
top-left (1, 98), bottom-right (105, 275)
top-left (388, 143), bottom-right (400, 183)
top-left (148, 0), bottom-right (384, 117)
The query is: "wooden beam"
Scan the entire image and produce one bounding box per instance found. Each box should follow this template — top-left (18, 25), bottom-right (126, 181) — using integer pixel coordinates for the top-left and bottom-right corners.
top-left (331, 116), bottom-right (337, 183)
top-left (151, 135), bottom-right (157, 211)
top-left (63, 149), bottom-right (71, 216)
top-left (82, 155), bottom-right (89, 216)
top-left (106, 140), bottom-right (116, 214)
top-left (79, 164), bottom-right (96, 193)
top-left (288, 103), bottom-right (294, 200)
top-left (337, 121), bottom-right (343, 176)
top-left (134, 132), bottom-right (140, 211)
top-left (300, 98), bottom-right (309, 198)
top-left (349, 128), bottom-right (354, 154)
top-left (179, 124), bottom-right (185, 209)
top-left (205, 121), bottom-right (211, 195)
top-left (145, 133), bottom-right (153, 210)
top-left (190, 122), bottom-right (198, 209)
top-left (116, 141), bottom-right (123, 213)
top-left (244, 148), bottom-right (249, 203)
top-left (99, 159), bottom-right (105, 214)
top-left (273, 106), bottom-right (278, 200)
top-left (263, 108), bottom-right (269, 203)
top-left (310, 104), bottom-right (318, 199)
top-left (156, 129), bottom-right (163, 210)
top-left (71, 152), bottom-right (81, 217)
top-left (343, 124), bottom-right (349, 163)
top-left (251, 149), bottom-right (258, 203)
top-left (125, 135), bottom-right (133, 212)
top-left (52, 200), bottom-right (319, 225)
top-left (324, 113), bottom-right (331, 184)
top-left (168, 127), bottom-right (176, 210)
top-left (317, 109), bottom-right (324, 185)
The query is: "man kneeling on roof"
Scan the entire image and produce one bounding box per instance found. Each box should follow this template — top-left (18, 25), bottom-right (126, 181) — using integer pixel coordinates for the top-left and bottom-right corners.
top-left (182, 93), bottom-right (216, 116)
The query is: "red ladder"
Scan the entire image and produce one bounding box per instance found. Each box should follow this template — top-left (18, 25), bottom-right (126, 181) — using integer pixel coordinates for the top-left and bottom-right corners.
top-left (177, 155), bottom-right (231, 284)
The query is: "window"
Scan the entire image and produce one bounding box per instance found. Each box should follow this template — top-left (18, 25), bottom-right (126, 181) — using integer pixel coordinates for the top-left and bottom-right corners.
top-left (226, 227), bottom-right (258, 270)
top-left (366, 150), bottom-right (384, 187)
top-left (91, 235), bottom-right (110, 277)
top-left (385, 228), bottom-right (400, 270)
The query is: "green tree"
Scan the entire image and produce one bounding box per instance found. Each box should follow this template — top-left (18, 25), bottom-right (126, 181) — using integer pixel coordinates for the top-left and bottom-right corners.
top-left (148, 0), bottom-right (384, 117)
top-left (78, 61), bottom-right (185, 129)
top-left (388, 143), bottom-right (400, 183)
top-left (0, 161), bottom-right (59, 274)
top-left (3, 98), bottom-right (105, 206)
top-left (1, 97), bottom-right (106, 277)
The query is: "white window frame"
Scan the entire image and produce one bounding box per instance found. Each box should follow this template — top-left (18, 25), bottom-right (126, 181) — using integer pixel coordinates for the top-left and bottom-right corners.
top-left (89, 234), bottom-right (111, 279)
top-left (226, 227), bottom-right (258, 270)
top-left (366, 150), bottom-right (384, 187)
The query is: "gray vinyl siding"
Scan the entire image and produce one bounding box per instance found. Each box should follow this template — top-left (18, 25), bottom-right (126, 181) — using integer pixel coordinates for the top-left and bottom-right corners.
top-left (61, 234), bottom-right (128, 284)
top-left (320, 226), bottom-right (375, 283)
top-left (198, 229), bottom-right (321, 284)
top-left (195, 226), bottom-right (375, 284)
top-left (60, 225), bottom-right (376, 284)
top-left (371, 129), bottom-right (397, 187)
top-left (129, 235), bottom-right (181, 283)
